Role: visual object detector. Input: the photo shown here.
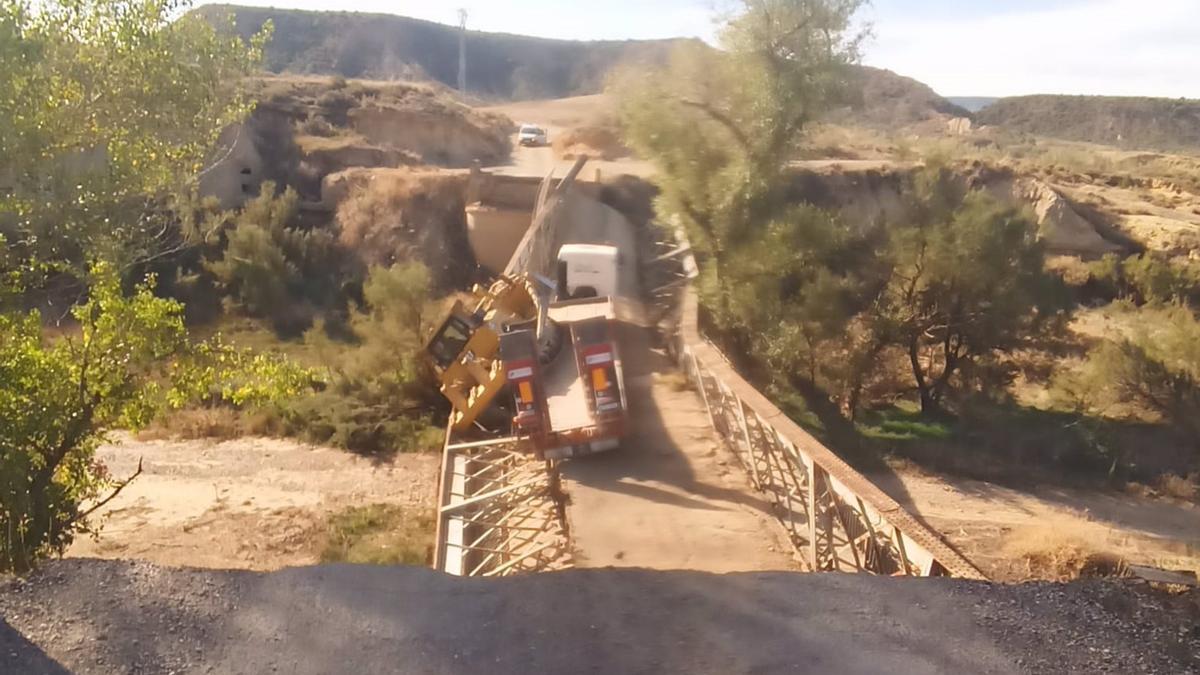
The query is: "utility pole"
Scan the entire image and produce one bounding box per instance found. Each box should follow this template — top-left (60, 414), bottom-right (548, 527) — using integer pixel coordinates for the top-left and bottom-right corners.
top-left (457, 8), bottom-right (468, 93)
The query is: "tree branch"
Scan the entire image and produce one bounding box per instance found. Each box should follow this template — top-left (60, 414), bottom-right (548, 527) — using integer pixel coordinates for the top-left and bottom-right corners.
top-left (73, 458), bottom-right (144, 524)
top-left (678, 99), bottom-right (752, 153)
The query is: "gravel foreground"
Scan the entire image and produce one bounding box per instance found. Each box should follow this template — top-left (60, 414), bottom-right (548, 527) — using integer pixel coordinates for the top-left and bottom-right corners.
top-left (1, 560), bottom-right (1197, 675)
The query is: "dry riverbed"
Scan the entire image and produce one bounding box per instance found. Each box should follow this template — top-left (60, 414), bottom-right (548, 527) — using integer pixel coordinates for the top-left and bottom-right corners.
top-left (68, 434), bottom-right (439, 570)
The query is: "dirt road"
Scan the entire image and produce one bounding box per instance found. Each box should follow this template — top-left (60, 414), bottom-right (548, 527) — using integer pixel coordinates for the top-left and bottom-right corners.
top-left (480, 95), bottom-right (653, 178)
top-left (68, 435), bottom-right (438, 570)
top-left (563, 326), bottom-right (796, 571)
top-left (4, 559), bottom-right (1198, 675)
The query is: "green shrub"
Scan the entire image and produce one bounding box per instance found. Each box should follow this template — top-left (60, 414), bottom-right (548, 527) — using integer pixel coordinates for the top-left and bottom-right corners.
top-left (1056, 303), bottom-right (1200, 456)
top-left (1087, 253), bottom-right (1200, 304)
top-left (207, 182), bottom-right (352, 332)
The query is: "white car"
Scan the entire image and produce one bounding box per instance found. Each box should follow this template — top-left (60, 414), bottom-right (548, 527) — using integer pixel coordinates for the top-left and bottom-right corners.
top-left (518, 124), bottom-right (548, 147)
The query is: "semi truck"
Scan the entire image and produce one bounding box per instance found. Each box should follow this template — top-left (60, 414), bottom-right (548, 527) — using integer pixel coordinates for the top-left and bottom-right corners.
top-left (426, 242), bottom-right (628, 460)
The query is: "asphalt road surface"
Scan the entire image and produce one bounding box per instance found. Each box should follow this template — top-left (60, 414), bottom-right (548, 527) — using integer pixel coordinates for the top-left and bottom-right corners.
top-left (2, 560), bottom-right (1197, 674)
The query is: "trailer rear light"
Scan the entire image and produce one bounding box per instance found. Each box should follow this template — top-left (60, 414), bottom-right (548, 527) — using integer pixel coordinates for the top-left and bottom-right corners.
top-left (499, 331), bottom-right (545, 438)
top-left (591, 367), bottom-right (609, 392)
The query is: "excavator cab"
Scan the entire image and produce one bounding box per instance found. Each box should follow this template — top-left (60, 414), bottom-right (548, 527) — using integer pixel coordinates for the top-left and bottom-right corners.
top-left (427, 305), bottom-right (477, 372)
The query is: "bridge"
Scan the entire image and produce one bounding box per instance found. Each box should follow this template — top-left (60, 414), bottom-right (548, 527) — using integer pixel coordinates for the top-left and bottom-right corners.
top-left (434, 159), bottom-right (985, 580)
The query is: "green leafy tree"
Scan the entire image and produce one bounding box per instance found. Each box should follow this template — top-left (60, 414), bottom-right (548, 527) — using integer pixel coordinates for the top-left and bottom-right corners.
top-left (0, 264), bottom-right (312, 572)
top-left (0, 1), bottom-right (297, 573)
top-left (875, 170), bottom-right (1064, 414)
top-left (614, 0), bottom-right (866, 322)
top-left (0, 0), bottom-right (270, 275)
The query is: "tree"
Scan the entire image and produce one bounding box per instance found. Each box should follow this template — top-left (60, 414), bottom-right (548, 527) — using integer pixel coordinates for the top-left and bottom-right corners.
top-left (0, 1), bottom-right (288, 573)
top-left (1058, 303), bottom-right (1200, 453)
top-left (614, 0), bottom-right (866, 323)
top-left (292, 262), bottom-right (441, 455)
top-left (206, 182), bottom-right (345, 329)
top-left (875, 169), bottom-right (1064, 414)
top-left (0, 264), bottom-right (312, 572)
top-left (0, 0), bottom-right (270, 278)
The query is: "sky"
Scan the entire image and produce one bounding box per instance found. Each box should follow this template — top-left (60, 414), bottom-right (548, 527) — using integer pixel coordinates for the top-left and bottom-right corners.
top-left (196, 0), bottom-right (1200, 98)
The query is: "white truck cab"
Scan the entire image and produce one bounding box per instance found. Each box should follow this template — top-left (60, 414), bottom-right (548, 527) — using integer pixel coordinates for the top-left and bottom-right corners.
top-left (557, 244), bottom-right (620, 300)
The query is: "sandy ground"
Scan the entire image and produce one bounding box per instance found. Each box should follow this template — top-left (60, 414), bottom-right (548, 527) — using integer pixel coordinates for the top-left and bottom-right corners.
top-left (67, 435), bottom-right (439, 570)
top-left (872, 466), bottom-right (1200, 581)
top-left (563, 326), bottom-right (796, 572)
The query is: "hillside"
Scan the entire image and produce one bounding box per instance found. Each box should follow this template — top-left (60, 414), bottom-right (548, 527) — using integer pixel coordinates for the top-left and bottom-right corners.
top-left (841, 67), bottom-right (970, 128)
top-left (195, 5), bottom-right (684, 100)
top-left (197, 5), bottom-right (968, 127)
top-left (977, 95), bottom-right (1200, 152)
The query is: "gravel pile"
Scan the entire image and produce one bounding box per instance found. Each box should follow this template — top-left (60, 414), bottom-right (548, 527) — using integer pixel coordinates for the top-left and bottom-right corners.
top-left (1, 560), bottom-right (1196, 674)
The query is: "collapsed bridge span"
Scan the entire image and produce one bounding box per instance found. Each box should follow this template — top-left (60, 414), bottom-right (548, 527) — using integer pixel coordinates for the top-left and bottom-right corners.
top-left (432, 159), bottom-right (983, 580)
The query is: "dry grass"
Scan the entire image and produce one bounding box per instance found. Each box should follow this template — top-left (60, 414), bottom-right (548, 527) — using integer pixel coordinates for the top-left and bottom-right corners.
top-left (139, 407), bottom-right (282, 442)
top-left (1160, 473), bottom-right (1200, 502)
top-left (1001, 526), bottom-right (1128, 581)
top-left (553, 124), bottom-right (630, 161)
top-left (335, 168), bottom-right (470, 274)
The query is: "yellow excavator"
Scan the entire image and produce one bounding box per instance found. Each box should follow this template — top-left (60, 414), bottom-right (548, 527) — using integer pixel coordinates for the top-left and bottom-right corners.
top-left (424, 274), bottom-right (545, 432)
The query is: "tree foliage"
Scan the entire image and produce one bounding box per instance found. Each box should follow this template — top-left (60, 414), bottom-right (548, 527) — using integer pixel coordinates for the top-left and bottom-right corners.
top-left (0, 1), bottom-right (301, 573)
top-left (1088, 252), bottom-right (1200, 305)
top-left (0, 0), bottom-right (270, 275)
top-left (1058, 303), bottom-right (1200, 453)
top-left (0, 265), bottom-right (312, 572)
top-left (614, 0), bottom-right (866, 318)
top-left (871, 169), bottom-right (1063, 414)
top-left (291, 262), bottom-right (441, 454)
top-left (206, 182), bottom-right (346, 330)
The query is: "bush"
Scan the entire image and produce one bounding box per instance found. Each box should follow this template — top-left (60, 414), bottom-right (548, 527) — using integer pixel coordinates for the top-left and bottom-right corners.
top-left (0, 266), bottom-right (311, 572)
top-left (1087, 253), bottom-right (1200, 305)
top-left (207, 182), bottom-right (352, 333)
top-left (296, 115), bottom-right (338, 137)
top-left (1056, 303), bottom-right (1200, 458)
top-left (276, 262), bottom-right (444, 456)
top-left (279, 388), bottom-right (442, 455)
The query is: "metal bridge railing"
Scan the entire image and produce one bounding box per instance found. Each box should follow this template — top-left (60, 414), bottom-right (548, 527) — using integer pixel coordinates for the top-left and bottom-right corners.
top-left (434, 437), bottom-right (572, 577)
top-left (660, 229), bottom-right (986, 579)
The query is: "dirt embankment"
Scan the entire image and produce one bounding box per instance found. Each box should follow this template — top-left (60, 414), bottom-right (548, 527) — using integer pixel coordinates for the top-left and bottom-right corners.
top-left (872, 464), bottom-right (1200, 583)
top-left (201, 75), bottom-right (514, 208)
top-left (351, 106), bottom-right (511, 167)
top-left (330, 167), bottom-right (478, 290)
top-left (784, 163), bottom-right (1125, 257)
